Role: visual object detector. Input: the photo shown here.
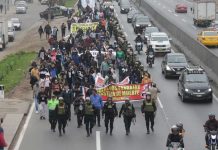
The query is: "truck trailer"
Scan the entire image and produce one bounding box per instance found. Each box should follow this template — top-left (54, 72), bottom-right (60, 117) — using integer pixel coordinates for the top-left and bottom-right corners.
top-left (193, 0), bottom-right (216, 27)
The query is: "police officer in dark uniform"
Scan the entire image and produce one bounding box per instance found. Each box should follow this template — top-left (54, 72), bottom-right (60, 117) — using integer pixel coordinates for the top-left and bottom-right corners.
top-left (119, 98), bottom-right (136, 135)
top-left (141, 92), bottom-right (157, 134)
top-left (55, 97), bottom-right (68, 136)
top-left (74, 93), bottom-right (85, 128)
top-left (102, 96), bottom-right (118, 135)
top-left (84, 97), bottom-right (96, 137)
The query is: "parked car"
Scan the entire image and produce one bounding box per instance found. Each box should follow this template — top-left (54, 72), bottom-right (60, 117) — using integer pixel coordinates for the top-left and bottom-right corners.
top-left (40, 6), bottom-right (73, 19)
top-left (16, 4), bottom-right (27, 14)
top-left (8, 21), bottom-right (15, 42)
top-left (10, 18), bottom-right (22, 30)
top-left (161, 53), bottom-right (188, 78)
top-left (178, 66), bottom-right (213, 102)
top-left (144, 26), bottom-right (159, 44)
top-left (175, 4), bottom-right (187, 13)
top-left (133, 16), bottom-right (151, 34)
top-left (15, 1), bottom-right (28, 9)
top-left (40, 0), bottom-right (48, 5)
top-left (197, 30), bottom-right (218, 46)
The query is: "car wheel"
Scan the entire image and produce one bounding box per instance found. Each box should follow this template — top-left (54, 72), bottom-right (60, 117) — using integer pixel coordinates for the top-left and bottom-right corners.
top-left (207, 97), bottom-right (213, 103)
top-left (181, 92), bottom-right (186, 102)
top-left (164, 71), bottom-right (168, 78)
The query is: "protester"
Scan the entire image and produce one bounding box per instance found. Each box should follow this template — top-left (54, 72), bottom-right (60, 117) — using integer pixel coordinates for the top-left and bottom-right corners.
top-left (0, 118), bottom-right (7, 150)
top-left (90, 89), bottom-right (103, 127)
top-left (48, 95), bottom-right (59, 132)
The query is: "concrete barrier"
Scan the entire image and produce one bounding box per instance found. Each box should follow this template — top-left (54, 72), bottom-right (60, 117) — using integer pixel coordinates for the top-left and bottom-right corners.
top-left (137, 0), bottom-right (218, 78)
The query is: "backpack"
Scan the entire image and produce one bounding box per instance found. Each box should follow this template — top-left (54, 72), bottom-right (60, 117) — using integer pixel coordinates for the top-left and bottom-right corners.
top-left (58, 105), bottom-right (65, 115)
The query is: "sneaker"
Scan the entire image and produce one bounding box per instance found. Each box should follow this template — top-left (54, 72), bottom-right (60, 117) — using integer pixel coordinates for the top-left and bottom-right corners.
top-left (147, 130), bottom-right (150, 134)
top-left (35, 111), bottom-right (39, 114)
top-left (87, 133), bottom-right (90, 137)
top-left (106, 128), bottom-right (108, 134)
top-left (151, 127), bottom-right (154, 132)
top-left (126, 131), bottom-right (129, 136)
top-left (63, 128), bottom-right (65, 134)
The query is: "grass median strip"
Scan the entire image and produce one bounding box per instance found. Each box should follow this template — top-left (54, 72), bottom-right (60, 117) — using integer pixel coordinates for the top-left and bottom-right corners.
top-left (0, 51), bottom-right (36, 93)
top-left (65, 0), bottom-right (77, 7)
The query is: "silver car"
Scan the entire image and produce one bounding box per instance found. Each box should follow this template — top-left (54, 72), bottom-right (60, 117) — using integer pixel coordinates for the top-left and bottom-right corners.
top-left (144, 27), bottom-right (159, 44)
top-left (11, 18), bottom-right (22, 30)
top-left (16, 4), bottom-right (27, 14)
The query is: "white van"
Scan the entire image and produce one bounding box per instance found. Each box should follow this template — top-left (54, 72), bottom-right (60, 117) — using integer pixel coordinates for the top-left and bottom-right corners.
top-left (147, 32), bottom-right (171, 54)
top-left (8, 21), bottom-right (15, 42)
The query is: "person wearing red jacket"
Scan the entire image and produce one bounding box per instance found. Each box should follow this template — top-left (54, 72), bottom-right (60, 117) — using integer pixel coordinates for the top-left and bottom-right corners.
top-left (0, 118), bottom-right (7, 150)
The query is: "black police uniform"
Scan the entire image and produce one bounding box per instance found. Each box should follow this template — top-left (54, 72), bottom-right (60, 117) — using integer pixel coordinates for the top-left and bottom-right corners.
top-left (55, 102), bottom-right (68, 136)
top-left (119, 102), bottom-right (136, 135)
top-left (74, 97), bottom-right (85, 128)
top-left (102, 101), bottom-right (118, 135)
top-left (84, 101), bottom-right (96, 137)
top-left (141, 100), bottom-right (157, 133)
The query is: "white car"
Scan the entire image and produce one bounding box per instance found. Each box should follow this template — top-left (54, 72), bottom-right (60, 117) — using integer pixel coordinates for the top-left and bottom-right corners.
top-left (144, 27), bottom-right (159, 44)
top-left (147, 32), bottom-right (171, 54)
top-left (8, 21), bottom-right (15, 42)
top-left (16, 4), bottom-right (27, 14)
top-left (40, 0), bottom-right (48, 5)
top-left (10, 18), bottom-right (22, 30)
top-left (16, 1), bottom-right (28, 9)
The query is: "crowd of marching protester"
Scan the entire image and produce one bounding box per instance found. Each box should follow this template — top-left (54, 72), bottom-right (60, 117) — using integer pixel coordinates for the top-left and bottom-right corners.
top-left (30, 2), bottom-right (159, 137)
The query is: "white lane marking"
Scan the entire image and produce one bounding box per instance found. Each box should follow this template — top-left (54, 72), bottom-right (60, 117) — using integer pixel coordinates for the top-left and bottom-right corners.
top-left (192, 25), bottom-right (197, 30)
top-left (182, 19), bottom-right (187, 22)
top-left (174, 14), bottom-right (178, 17)
top-left (213, 94), bottom-right (218, 102)
top-left (14, 103), bottom-right (34, 150)
top-left (168, 9), bottom-right (172, 13)
top-left (157, 97), bottom-right (163, 109)
top-left (96, 131), bottom-right (101, 150)
top-left (157, 97), bottom-right (170, 127)
top-left (124, 32), bottom-right (128, 37)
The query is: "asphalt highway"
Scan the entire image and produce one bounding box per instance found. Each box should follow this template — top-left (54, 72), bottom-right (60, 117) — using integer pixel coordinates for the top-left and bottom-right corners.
top-left (17, 1), bottom-right (218, 150)
top-left (144, 0), bottom-right (218, 56)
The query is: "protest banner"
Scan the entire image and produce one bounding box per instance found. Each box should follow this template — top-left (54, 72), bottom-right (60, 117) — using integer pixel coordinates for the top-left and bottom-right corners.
top-left (71, 22), bottom-right (99, 33)
top-left (96, 84), bottom-right (150, 102)
top-left (95, 74), bottom-right (105, 88)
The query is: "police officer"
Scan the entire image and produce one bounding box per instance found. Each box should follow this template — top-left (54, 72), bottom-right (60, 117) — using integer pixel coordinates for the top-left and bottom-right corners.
top-left (84, 97), bottom-right (96, 137)
top-left (55, 97), bottom-right (68, 136)
top-left (119, 98), bottom-right (136, 135)
top-left (102, 96), bottom-right (118, 135)
top-left (47, 94), bottom-right (59, 132)
top-left (74, 93), bottom-right (85, 128)
top-left (141, 92), bottom-right (157, 134)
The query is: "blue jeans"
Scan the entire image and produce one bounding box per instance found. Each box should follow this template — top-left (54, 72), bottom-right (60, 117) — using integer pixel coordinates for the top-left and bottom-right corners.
top-left (34, 94), bottom-right (39, 112)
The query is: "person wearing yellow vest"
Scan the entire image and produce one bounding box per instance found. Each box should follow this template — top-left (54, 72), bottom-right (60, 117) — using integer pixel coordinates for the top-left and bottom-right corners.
top-left (141, 92), bottom-right (157, 134)
top-left (55, 97), bottom-right (68, 137)
top-left (84, 97), bottom-right (96, 137)
top-left (48, 95), bottom-right (59, 132)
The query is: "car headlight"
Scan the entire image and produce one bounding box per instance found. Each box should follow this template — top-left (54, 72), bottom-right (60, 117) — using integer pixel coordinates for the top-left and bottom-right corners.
top-left (166, 65), bottom-right (171, 71)
top-left (136, 24), bottom-right (140, 27)
top-left (185, 88), bottom-right (189, 92)
top-left (208, 88), bottom-right (212, 92)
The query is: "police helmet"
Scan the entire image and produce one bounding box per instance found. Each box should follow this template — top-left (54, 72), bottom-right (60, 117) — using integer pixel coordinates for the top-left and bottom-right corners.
top-left (152, 83), bottom-right (156, 87)
top-left (171, 125), bottom-right (179, 134)
top-left (137, 33), bottom-right (140, 36)
top-left (209, 113), bottom-right (215, 120)
top-left (59, 97), bottom-right (64, 100)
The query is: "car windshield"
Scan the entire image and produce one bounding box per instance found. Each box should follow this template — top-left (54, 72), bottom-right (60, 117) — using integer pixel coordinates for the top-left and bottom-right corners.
top-left (16, 4), bottom-right (25, 7)
top-left (11, 19), bottom-right (19, 23)
top-left (185, 74), bottom-right (208, 83)
top-left (204, 31), bottom-right (218, 36)
top-left (167, 55), bottom-right (186, 63)
top-left (146, 28), bottom-right (158, 33)
top-left (151, 36), bottom-right (168, 41)
top-left (137, 17), bottom-right (149, 22)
